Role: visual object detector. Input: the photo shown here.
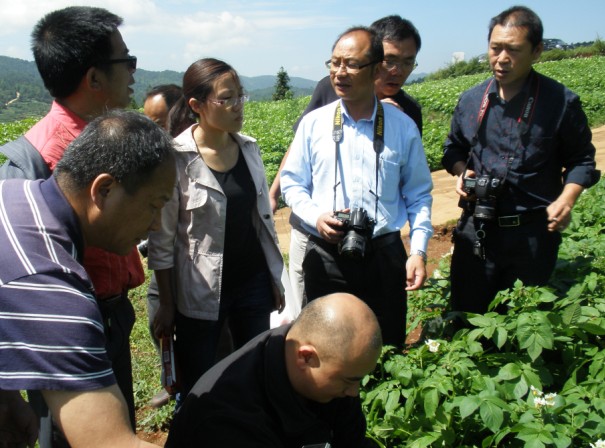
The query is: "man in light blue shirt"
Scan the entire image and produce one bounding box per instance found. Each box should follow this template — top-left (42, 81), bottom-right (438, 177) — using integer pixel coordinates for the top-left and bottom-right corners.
top-left (281, 26), bottom-right (433, 345)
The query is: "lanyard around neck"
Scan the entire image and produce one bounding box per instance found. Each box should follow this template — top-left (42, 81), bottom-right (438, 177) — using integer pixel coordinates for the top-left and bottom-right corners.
top-left (332, 101), bottom-right (384, 218)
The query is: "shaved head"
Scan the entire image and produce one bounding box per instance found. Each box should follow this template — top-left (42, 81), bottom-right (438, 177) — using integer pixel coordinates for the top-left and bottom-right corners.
top-left (289, 293), bottom-right (382, 360)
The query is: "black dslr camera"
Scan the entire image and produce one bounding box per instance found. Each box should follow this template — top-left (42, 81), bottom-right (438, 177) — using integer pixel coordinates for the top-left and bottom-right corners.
top-left (334, 208), bottom-right (376, 259)
top-left (463, 175), bottom-right (503, 221)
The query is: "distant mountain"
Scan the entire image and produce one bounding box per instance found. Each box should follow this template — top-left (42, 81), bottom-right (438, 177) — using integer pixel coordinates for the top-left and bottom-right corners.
top-left (0, 55), bottom-right (317, 121)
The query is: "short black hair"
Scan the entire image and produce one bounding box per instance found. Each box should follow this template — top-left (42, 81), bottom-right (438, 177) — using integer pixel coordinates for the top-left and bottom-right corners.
top-left (55, 110), bottom-right (174, 194)
top-left (488, 5), bottom-right (543, 49)
top-left (370, 15), bottom-right (421, 53)
top-left (31, 6), bottom-right (123, 98)
top-left (331, 26), bottom-right (384, 66)
top-left (145, 84), bottom-right (183, 111)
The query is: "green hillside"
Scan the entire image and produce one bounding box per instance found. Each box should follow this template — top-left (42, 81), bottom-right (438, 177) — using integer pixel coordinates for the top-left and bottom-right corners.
top-left (0, 55), bottom-right (316, 122)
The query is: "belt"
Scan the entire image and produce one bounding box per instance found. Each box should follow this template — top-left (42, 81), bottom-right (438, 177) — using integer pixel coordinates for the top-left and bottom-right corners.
top-left (496, 209), bottom-right (547, 227)
top-left (368, 231), bottom-right (401, 250)
top-left (462, 209), bottom-right (547, 227)
top-left (309, 231), bottom-right (401, 253)
top-left (96, 291), bottom-right (128, 314)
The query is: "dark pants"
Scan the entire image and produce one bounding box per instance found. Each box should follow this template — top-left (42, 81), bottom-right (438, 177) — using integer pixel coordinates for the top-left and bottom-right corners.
top-left (450, 212), bottom-right (562, 314)
top-left (175, 270), bottom-right (274, 398)
top-left (303, 232), bottom-right (407, 346)
top-left (31, 293), bottom-right (136, 447)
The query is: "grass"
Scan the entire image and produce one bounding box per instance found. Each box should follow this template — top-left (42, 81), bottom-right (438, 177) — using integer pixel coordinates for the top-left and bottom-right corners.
top-left (129, 264), bottom-right (174, 434)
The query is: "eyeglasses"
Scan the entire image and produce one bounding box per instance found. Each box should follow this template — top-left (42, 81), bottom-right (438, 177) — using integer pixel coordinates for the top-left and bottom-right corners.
top-left (382, 58), bottom-right (418, 72)
top-left (325, 59), bottom-right (378, 74)
top-left (99, 55), bottom-right (137, 70)
top-left (208, 94), bottom-right (250, 108)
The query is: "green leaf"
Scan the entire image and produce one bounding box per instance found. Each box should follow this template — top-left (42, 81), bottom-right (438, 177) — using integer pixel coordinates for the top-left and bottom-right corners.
top-left (385, 390), bottom-right (401, 413)
top-left (459, 396), bottom-right (481, 419)
top-left (561, 302), bottom-right (582, 326)
top-left (423, 387), bottom-right (439, 418)
top-left (498, 363), bottom-right (522, 381)
top-left (480, 400), bottom-right (504, 433)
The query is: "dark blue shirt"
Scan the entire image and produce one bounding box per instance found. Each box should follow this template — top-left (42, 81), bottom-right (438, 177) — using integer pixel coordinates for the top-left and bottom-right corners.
top-left (442, 69), bottom-right (599, 215)
top-left (0, 177), bottom-right (114, 391)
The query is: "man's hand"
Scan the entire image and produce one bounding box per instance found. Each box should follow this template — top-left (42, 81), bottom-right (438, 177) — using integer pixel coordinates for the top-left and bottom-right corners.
top-left (546, 184), bottom-right (583, 232)
top-left (456, 168), bottom-right (476, 200)
top-left (153, 301), bottom-right (175, 340)
top-left (272, 282), bottom-right (285, 314)
top-left (380, 97), bottom-right (403, 112)
top-left (405, 255), bottom-right (427, 291)
top-left (316, 211), bottom-right (346, 243)
top-left (0, 390), bottom-right (38, 448)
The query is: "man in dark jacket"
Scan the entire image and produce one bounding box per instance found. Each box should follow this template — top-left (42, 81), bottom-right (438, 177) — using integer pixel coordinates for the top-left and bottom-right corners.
top-left (166, 293), bottom-right (382, 447)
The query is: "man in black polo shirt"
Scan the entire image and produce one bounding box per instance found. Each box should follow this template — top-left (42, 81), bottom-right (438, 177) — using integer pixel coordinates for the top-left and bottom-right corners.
top-left (269, 15), bottom-right (423, 319)
top-left (442, 6), bottom-right (600, 314)
top-left (166, 293), bottom-right (382, 447)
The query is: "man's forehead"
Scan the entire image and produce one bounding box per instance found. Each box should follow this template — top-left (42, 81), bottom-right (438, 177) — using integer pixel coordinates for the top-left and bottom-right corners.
top-left (333, 33), bottom-right (369, 57)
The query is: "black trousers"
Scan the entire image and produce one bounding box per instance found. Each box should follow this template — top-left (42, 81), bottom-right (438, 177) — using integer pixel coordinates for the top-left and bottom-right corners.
top-left (303, 232), bottom-right (407, 346)
top-left (31, 293), bottom-right (136, 447)
top-left (450, 213), bottom-right (562, 314)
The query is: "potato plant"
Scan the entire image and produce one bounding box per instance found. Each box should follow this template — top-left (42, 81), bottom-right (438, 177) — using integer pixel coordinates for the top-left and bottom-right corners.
top-left (362, 178), bottom-right (605, 447)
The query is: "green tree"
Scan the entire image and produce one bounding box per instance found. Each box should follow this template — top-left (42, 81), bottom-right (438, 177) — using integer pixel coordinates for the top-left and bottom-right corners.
top-left (272, 66), bottom-right (293, 101)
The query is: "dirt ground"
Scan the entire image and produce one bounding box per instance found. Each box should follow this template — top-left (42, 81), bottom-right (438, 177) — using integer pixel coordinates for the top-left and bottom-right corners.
top-left (137, 125), bottom-right (605, 445)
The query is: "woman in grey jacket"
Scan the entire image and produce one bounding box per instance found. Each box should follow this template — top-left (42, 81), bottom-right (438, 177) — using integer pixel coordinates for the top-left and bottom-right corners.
top-left (148, 58), bottom-right (285, 399)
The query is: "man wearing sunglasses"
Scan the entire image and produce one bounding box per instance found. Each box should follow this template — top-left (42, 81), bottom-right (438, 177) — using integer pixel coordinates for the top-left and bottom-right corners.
top-left (0, 6), bottom-right (142, 447)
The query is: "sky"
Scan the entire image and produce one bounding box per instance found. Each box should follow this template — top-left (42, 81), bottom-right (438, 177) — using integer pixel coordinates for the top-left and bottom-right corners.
top-left (1, 0), bottom-right (604, 81)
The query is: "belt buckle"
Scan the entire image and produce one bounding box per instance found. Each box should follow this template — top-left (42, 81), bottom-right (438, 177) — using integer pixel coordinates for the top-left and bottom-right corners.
top-left (498, 215), bottom-right (520, 227)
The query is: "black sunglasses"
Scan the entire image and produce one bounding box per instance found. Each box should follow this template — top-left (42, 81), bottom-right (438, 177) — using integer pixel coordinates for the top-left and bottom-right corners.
top-left (99, 55), bottom-right (137, 70)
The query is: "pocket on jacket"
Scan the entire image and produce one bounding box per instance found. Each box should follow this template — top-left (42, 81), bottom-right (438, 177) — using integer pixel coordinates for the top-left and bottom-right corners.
top-left (185, 181), bottom-right (209, 210)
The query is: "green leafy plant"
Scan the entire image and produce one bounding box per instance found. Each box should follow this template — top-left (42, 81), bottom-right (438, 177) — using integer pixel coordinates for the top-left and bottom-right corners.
top-left (362, 178), bottom-right (605, 447)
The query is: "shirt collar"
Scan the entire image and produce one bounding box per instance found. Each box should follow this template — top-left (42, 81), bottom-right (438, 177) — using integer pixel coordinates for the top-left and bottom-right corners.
top-left (40, 175), bottom-right (84, 263)
top-left (339, 96), bottom-right (378, 124)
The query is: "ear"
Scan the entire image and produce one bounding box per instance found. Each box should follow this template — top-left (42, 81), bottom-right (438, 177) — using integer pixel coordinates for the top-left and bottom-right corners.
top-left (90, 173), bottom-right (118, 210)
top-left (85, 66), bottom-right (105, 92)
top-left (295, 344), bottom-right (320, 370)
top-left (188, 97), bottom-right (202, 115)
top-left (373, 62), bottom-right (382, 81)
top-left (532, 42), bottom-right (544, 61)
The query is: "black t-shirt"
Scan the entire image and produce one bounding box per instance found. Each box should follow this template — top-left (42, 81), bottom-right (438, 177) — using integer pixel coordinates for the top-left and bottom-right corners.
top-left (209, 148), bottom-right (266, 289)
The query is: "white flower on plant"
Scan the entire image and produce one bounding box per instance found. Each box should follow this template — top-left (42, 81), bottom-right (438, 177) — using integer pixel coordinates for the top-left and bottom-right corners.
top-left (590, 439), bottom-right (605, 448)
top-left (533, 389), bottom-right (556, 408)
top-left (530, 385), bottom-right (543, 397)
top-left (534, 396), bottom-right (547, 408)
top-left (425, 339), bottom-right (440, 353)
top-left (544, 393), bottom-right (557, 407)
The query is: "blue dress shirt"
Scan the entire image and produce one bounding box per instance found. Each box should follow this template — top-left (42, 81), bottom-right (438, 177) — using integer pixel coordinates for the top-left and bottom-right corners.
top-left (281, 98), bottom-right (433, 253)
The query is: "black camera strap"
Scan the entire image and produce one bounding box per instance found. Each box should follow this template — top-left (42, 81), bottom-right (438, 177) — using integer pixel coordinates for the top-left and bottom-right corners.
top-left (332, 100), bottom-right (384, 220)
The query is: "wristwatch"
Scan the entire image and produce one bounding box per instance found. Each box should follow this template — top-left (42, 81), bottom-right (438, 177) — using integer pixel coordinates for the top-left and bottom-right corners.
top-left (410, 249), bottom-right (427, 263)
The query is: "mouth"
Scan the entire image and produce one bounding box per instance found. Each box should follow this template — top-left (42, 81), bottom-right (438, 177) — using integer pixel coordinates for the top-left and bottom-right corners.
top-left (334, 82), bottom-right (351, 94)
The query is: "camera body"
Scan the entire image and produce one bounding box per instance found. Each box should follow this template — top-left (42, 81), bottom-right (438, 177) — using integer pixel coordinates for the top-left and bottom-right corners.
top-left (463, 175), bottom-right (503, 220)
top-left (334, 208), bottom-right (376, 259)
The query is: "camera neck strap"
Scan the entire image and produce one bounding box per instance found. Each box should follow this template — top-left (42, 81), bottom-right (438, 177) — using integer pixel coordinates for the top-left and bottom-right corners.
top-left (332, 100), bottom-right (384, 219)
top-left (467, 72), bottom-right (541, 177)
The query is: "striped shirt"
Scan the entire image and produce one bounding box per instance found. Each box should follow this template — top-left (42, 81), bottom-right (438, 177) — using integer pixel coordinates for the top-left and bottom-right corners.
top-left (0, 177), bottom-right (115, 391)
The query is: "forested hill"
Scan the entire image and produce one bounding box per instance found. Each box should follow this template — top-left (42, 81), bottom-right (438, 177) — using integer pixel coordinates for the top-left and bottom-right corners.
top-left (0, 55), bottom-right (316, 122)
